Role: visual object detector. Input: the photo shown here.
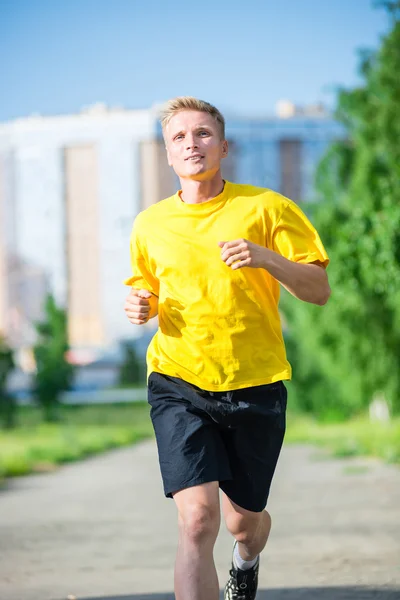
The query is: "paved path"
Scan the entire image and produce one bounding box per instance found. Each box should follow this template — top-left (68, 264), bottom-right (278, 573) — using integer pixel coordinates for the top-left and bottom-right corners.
top-left (0, 440), bottom-right (399, 600)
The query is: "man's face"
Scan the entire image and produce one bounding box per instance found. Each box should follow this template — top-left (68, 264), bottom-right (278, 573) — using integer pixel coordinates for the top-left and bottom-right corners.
top-left (164, 110), bottom-right (228, 180)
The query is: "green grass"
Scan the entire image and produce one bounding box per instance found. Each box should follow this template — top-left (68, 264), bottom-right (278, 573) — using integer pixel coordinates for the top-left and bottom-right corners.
top-left (0, 403), bottom-right (399, 481)
top-left (342, 465), bottom-right (371, 475)
top-left (0, 402), bottom-right (154, 479)
top-left (285, 414), bottom-right (400, 464)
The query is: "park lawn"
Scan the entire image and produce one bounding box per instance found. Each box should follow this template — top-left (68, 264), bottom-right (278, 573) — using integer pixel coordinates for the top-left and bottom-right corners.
top-left (285, 414), bottom-right (400, 464)
top-left (0, 402), bottom-right (154, 479)
top-left (0, 402), bottom-right (399, 480)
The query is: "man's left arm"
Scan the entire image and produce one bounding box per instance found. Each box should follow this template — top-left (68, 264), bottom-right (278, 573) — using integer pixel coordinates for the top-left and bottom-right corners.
top-left (219, 240), bottom-right (330, 306)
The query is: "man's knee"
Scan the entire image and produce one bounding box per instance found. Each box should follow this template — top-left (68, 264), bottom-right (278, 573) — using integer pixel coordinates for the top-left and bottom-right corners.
top-left (179, 502), bottom-right (220, 545)
top-left (225, 509), bottom-right (270, 545)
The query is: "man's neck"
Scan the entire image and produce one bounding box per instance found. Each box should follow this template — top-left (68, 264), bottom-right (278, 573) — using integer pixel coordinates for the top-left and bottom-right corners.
top-left (179, 174), bottom-right (225, 205)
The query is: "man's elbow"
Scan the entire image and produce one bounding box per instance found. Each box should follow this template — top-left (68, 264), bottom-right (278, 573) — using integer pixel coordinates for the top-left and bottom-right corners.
top-left (315, 284), bottom-right (331, 306)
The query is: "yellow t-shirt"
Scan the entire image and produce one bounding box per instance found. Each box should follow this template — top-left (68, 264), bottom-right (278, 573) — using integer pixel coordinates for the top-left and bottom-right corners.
top-left (124, 181), bottom-right (329, 391)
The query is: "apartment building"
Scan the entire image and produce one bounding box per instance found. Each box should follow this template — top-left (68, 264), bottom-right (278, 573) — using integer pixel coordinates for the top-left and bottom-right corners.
top-left (0, 102), bottom-right (344, 354)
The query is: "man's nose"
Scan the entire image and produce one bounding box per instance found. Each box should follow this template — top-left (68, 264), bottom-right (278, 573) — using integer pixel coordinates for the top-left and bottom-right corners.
top-left (186, 135), bottom-right (198, 150)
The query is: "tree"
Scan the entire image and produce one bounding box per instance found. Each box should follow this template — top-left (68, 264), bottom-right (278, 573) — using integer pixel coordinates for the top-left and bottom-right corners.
top-left (119, 341), bottom-right (146, 386)
top-left (0, 334), bottom-right (16, 429)
top-left (281, 1), bottom-right (400, 418)
top-left (33, 294), bottom-right (74, 422)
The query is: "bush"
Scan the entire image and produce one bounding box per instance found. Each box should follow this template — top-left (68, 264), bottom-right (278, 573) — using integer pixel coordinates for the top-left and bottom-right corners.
top-left (33, 294), bottom-right (74, 422)
top-left (0, 335), bottom-right (16, 429)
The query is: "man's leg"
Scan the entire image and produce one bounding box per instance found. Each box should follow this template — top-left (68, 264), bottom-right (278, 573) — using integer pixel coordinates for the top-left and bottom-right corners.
top-left (173, 481), bottom-right (221, 600)
top-left (222, 493), bottom-right (271, 561)
top-left (222, 494), bottom-right (271, 599)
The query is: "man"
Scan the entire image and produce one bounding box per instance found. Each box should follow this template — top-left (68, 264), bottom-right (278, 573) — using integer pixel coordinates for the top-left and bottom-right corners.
top-left (124, 96), bottom-right (330, 600)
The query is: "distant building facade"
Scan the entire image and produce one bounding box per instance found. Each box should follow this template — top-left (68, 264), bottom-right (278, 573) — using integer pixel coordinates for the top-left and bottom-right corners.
top-left (0, 102), bottom-right (345, 355)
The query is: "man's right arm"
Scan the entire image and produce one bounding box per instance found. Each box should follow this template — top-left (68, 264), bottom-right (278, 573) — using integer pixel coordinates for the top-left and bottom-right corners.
top-left (124, 288), bottom-right (159, 325)
top-left (124, 215), bottom-right (160, 325)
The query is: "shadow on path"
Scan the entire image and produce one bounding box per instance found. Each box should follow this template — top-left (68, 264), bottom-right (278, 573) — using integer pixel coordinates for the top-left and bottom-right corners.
top-left (79, 586), bottom-right (400, 600)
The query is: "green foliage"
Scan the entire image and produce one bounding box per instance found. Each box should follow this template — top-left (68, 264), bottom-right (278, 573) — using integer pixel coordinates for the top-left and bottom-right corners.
top-left (285, 414), bottom-right (400, 464)
top-left (282, 3), bottom-right (400, 418)
top-left (0, 402), bottom-right (152, 478)
top-left (0, 335), bottom-right (16, 429)
top-left (33, 294), bottom-right (74, 422)
top-left (119, 341), bottom-right (146, 386)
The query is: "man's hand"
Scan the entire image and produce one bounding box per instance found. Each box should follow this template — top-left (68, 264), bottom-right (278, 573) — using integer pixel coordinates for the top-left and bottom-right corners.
top-left (218, 239), bottom-right (267, 270)
top-left (124, 288), bottom-right (158, 325)
top-left (218, 239), bottom-right (330, 305)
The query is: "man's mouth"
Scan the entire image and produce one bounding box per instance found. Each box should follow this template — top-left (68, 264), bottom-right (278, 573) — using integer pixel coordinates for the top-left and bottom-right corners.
top-left (185, 154), bottom-right (204, 161)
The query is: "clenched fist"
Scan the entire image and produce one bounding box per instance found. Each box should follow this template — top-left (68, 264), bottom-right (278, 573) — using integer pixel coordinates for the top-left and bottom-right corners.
top-left (218, 239), bottom-right (268, 270)
top-left (124, 288), bottom-right (158, 325)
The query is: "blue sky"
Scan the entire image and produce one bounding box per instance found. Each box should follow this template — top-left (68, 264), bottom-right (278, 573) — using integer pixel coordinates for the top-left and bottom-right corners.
top-left (0, 0), bottom-right (390, 121)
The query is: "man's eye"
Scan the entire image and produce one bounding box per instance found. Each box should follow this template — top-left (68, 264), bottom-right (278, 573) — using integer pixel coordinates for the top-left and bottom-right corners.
top-left (175, 134), bottom-right (184, 141)
top-left (198, 131), bottom-right (209, 136)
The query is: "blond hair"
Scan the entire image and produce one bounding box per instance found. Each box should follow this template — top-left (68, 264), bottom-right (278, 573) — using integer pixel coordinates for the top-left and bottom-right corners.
top-left (160, 96), bottom-right (226, 140)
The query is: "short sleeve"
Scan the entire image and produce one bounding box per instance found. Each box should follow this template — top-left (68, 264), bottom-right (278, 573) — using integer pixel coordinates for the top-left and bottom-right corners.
top-left (123, 217), bottom-right (160, 295)
top-left (272, 201), bottom-right (329, 268)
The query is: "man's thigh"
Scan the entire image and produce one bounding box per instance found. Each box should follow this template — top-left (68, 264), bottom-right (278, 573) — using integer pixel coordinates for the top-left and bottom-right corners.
top-left (219, 381), bottom-right (287, 512)
top-left (148, 372), bottom-right (232, 498)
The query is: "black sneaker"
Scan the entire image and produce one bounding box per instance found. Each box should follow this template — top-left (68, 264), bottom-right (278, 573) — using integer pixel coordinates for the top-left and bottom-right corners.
top-left (224, 543), bottom-right (259, 600)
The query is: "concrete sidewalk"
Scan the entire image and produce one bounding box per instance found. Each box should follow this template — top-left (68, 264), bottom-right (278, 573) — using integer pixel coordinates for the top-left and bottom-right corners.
top-left (0, 440), bottom-right (399, 600)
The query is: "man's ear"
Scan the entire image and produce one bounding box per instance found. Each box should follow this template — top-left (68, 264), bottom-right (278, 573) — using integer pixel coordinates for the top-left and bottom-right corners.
top-left (222, 139), bottom-right (229, 157)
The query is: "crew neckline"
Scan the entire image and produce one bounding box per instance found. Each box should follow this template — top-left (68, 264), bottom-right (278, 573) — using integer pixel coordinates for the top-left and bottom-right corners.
top-left (174, 180), bottom-right (232, 212)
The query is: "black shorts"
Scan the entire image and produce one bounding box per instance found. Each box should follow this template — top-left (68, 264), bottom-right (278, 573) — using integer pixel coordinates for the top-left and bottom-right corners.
top-left (147, 372), bottom-right (287, 512)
